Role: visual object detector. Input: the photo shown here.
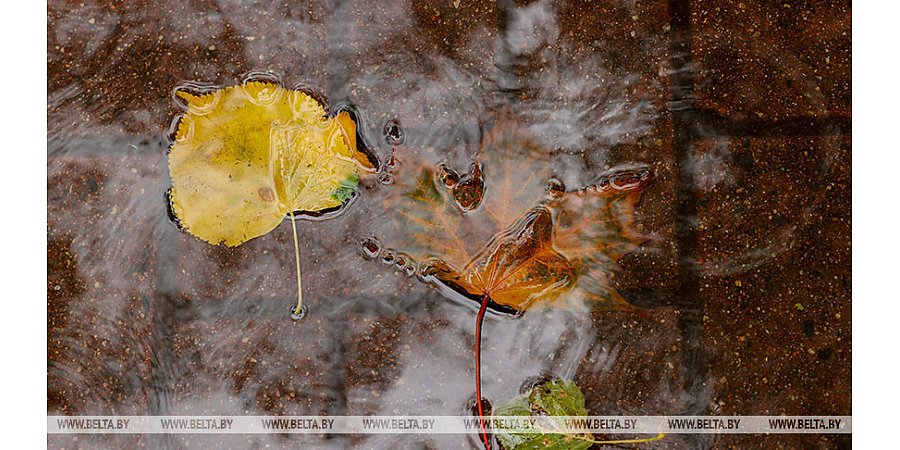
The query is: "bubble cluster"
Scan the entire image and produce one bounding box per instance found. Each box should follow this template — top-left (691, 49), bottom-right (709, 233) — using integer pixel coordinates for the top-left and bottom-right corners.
top-left (358, 237), bottom-right (419, 277)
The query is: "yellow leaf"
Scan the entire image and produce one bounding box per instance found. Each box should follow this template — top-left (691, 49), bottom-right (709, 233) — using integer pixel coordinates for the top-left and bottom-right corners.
top-left (167, 81), bottom-right (375, 247)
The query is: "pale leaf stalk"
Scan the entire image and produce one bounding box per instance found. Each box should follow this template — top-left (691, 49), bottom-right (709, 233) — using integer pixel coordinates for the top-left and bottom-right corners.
top-left (525, 426), bottom-right (666, 446)
top-left (579, 432), bottom-right (665, 445)
top-left (289, 211), bottom-right (304, 316)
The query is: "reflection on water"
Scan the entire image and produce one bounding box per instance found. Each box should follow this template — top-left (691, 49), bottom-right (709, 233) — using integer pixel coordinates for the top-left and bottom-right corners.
top-left (48, 0), bottom-right (850, 448)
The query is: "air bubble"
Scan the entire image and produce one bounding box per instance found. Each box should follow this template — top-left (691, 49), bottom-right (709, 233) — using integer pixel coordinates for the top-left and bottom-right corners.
top-left (546, 178), bottom-right (565, 198)
top-left (437, 163), bottom-right (460, 187)
top-left (358, 237), bottom-right (382, 259)
top-left (378, 172), bottom-right (394, 185)
top-left (241, 71), bottom-right (283, 106)
top-left (380, 249), bottom-right (396, 265)
top-left (172, 82), bottom-right (221, 112)
top-left (468, 396), bottom-right (493, 417)
top-left (383, 119), bottom-right (404, 146)
top-left (518, 373), bottom-right (554, 395)
top-left (386, 154), bottom-right (398, 169)
top-left (395, 254), bottom-right (409, 267)
top-left (168, 115), bottom-right (194, 143)
top-left (164, 188), bottom-right (185, 231)
top-left (610, 173), bottom-right (643, 190)
top-left (290, 304), bottom-right (309, 321)
top-left (451, 162), bottom-right (484, 212)
top-left (243, 71), bottom-right (282, 86)
top-left (166, 115), bottom-right (184, 145)
top-left (289, 82), bottom-right (329, 112)
top-left (394, 254), bottom-right (417, 277)
top-left (416, 260), bottom-right (440, 282)
top-left (597, 167), bottom-right (653, 192)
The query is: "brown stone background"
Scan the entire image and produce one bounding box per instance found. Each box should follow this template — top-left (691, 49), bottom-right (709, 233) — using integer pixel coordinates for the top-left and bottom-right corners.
top-left (48, 0), bottom-right (850, 448)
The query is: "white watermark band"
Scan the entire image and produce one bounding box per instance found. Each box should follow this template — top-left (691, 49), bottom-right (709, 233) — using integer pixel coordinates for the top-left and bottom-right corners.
top-left (48, 415), bottom-right (851, 434)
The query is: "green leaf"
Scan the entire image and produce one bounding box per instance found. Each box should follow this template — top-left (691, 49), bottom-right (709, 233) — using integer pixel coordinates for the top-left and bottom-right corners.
top-left (492, 379), bottom-right (593, 450)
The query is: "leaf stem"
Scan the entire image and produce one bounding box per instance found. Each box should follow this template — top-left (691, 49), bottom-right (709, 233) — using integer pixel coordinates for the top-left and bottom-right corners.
top-left (289, 211), bottom-right (304, 316)
top-left (582, 433), bottom-right (666, 445)
top-left (475, 294), bottom-right (491, 450)
top-left (524, 424), bottom-right (666, 446)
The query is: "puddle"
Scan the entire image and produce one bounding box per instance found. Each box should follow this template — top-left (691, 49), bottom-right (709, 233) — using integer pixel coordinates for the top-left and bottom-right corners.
top-left (48, 1), bottom-right (850, 448)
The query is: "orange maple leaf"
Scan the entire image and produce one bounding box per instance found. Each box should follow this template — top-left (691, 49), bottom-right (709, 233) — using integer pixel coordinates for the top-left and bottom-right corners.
top-left (365, 109), bottom-right (653, 314)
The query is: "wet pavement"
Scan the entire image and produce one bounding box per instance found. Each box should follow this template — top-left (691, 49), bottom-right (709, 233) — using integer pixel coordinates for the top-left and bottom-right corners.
top-left (48, 0), bottom-right (850, 448)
